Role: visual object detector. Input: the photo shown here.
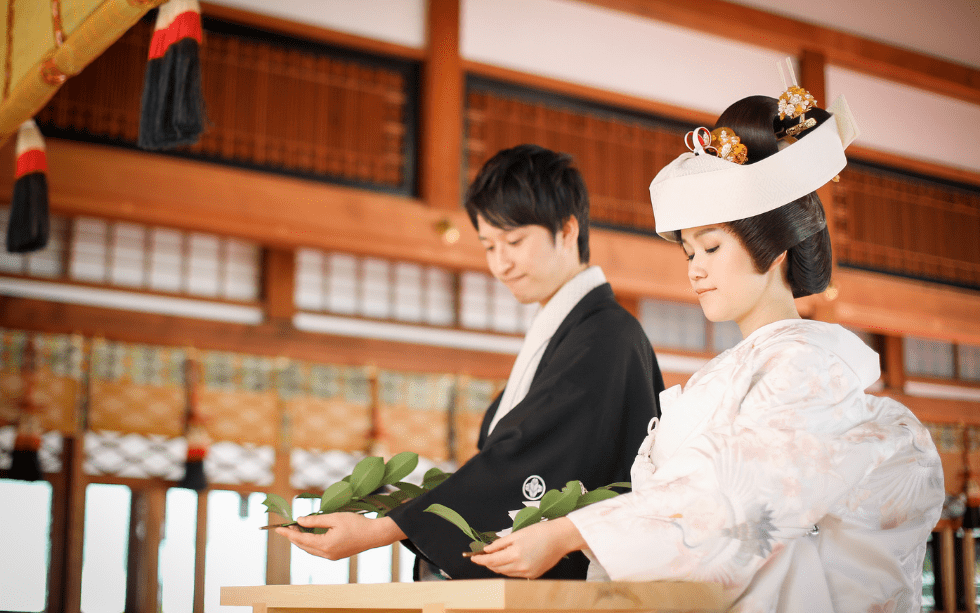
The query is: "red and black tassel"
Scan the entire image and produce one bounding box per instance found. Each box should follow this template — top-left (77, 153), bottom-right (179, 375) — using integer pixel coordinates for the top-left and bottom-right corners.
top-left (138, 0), bottom-right (205, 150)
top-left (178, 353), bottom-right (209, 490)
top-left (10, 336), bottom-right (43, 481)
top-left (6, 120), bottom-right (49, 253)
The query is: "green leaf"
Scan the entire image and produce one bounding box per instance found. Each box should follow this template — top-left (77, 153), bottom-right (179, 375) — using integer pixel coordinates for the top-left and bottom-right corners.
top-left (423, 467), bottom-right (446, 481)
top-left (512, 506), bottom-right (543, 531)
top-left (392, 481), bottom-right (424, 498)
top-left (478, 530), bottom-right (500, 544)
top-left (598, 482), bottom-right (632, 490)
top-left (337, 500), bottom-right (384, 514)
top-left (262, 493), bottom-right (292, 521)
top-left (421, 469), bottom-right (451, 490)
top-left (350, 456), bottom-right (386, 497)
top-left (382, 452), bottom-right (419, 485)
top-left (424, 504), bottom-right (482, 542)
top-left (539, 487), bottom-right (579, 520)
top-left (296, 492), bottom-right (320, 499)
top-left (319, 481), bottom-right (354, 513)
top-left (389, 489), bottom-right (412, 503)
top-left (574, 488), bottom-right (619, 509)
top-left (362, 494), bottom-right (400, 512)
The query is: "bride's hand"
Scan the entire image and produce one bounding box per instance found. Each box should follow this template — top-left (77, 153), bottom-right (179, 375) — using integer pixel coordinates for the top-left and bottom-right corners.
top-left (468, 517), bottom-right (586, 578)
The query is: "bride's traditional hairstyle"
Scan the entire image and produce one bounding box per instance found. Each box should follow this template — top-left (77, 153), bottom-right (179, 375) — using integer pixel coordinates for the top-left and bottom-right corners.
top-left (650, 78), bottom-right (859, 300)
top-left (712, 95), bottom-right (833, 298)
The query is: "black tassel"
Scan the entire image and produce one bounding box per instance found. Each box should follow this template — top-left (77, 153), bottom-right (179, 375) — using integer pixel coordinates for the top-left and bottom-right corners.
top-left (178, 457), bottom-right (207, 490)
top-left (6, 173), bottom-right (49, 253)
top-left (9, 448), bottom-right (42, 482)
top-left (139, 36), bottom-right (205, 149)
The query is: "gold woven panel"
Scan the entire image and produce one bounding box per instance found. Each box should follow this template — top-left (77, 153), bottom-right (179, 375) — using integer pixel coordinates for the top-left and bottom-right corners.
top-left (377, 372), bottom-right (454, 462)
top-left (288, 396), bottom-right (371, 452)
top-left (199, 388), bottom-right (277, 446)
top-left (89, 379), bottom-right (183, 436)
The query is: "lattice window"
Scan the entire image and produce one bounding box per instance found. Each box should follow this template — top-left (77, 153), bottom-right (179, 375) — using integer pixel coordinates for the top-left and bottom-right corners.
top-left (466, 77), bottom-right (689, 234)
top-left (905, 337), bottom-right (956, 379)
top-left (0, 208), bottom-right (68, 278)
top-left (638, 298), bottom-right (707, 351)
top-left (834, 165), bottom-right (980, 290)
top-left (1, 210), bottom-right (261, 305)
top-left (35, 17), bottom-right (418, 195)
top-left (459, 271), bottom-right (535, 333)
top-left (710, 321), bottom-right (742, 353)
top-left (960, 344), bottom-right (980, 382)
top-left (84, 431), bottom-right (184, 479)
top-left (68, 217), bottom-right (260, 301)
top-left (206, 441), bottom-right (274, 486)
top-left (296, 248), bottom-right (480, 330)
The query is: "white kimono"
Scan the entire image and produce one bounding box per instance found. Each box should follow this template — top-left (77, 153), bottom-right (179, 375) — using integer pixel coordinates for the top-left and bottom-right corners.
top-left (569, 319), bottom-right (945, 612)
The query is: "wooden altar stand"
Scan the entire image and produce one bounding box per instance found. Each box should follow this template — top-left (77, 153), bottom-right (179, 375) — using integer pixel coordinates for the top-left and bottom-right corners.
top-left (221, 579), bottom-right (726, 613)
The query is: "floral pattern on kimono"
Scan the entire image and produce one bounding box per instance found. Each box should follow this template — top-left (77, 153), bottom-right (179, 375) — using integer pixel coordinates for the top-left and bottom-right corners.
top-left (569, 319), bottom-right (944, 613)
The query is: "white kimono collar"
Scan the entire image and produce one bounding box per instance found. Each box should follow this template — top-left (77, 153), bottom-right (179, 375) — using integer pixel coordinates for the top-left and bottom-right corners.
top-left (487, 266), bottom-right (607, 434)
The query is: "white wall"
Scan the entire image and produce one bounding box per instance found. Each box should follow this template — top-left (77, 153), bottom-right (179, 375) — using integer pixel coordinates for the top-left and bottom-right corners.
top-left (461, 0), bottom-right (790, 117)
top-left (828, 67), bottom-right (980, 173)
top-left (206, 0), bottom-right (427, 48)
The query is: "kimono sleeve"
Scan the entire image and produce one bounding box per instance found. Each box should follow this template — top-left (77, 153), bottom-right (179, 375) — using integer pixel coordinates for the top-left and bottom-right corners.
top-left (568, 340), bottom-right (928, 590)
top-left (387, 308), bottom-right (659, 579)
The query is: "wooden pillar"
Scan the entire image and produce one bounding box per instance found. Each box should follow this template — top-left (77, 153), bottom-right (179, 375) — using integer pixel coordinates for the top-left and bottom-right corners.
top-left (420, 0), bottom-right (464, 210)
top-left (127, 487), bottom-right (165, 613)
top-left (881, 335), bottom-right (905, 391)
top-left (942, 526), bottom-right (957, 613)
top-left (263, 247), bottom-right (296, 324)
top-left (965, 529), bottom-right (977, 613)
top-left (194, 491), bottom-right (209, 613)
top-left (49, 435), bottom-right (86, 613)
top-left (266, 392), bottom-right (293, 585)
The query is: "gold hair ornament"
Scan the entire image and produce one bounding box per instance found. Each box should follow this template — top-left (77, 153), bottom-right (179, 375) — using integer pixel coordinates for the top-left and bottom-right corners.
top-left (684, 126), bottom-right (748, 165)
top-left (709, 127), bottom-right (748, 164)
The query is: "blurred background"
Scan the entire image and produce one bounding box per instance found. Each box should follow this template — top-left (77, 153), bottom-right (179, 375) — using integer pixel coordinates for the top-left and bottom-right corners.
top-left (0, 1), bottom-right (978, 611)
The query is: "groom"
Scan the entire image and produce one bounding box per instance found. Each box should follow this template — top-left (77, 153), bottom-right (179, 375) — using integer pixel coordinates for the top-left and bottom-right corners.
top-left (279, 144), bottom-right (664, 579)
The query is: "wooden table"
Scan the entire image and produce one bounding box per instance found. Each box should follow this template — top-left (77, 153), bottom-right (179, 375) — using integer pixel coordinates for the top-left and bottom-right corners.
top-left (221, 580), bottom-right (726, 613)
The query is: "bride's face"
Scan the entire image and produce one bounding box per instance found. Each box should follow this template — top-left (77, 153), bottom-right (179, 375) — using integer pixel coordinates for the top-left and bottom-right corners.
top-left (680, 224), bottom-right (775, 333)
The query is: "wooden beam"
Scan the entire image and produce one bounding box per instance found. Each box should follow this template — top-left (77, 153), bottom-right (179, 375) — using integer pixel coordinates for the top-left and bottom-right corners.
top-left (576, 0), bottom-right (980, 105)
top-left (0, 295), bottom-right (516, 379)
top-left (848, 145), bottom-right (980, 189)
top-left (420, 0), bottom-right (464, 210)
top-left (834, 268), bottom-right (980, 346)
top-left (14, 139), bottom-right (486, 272)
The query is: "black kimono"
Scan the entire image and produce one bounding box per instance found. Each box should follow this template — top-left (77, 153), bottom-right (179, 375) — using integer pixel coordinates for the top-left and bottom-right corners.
top-left (386, 283), bottom-right (664, 579)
